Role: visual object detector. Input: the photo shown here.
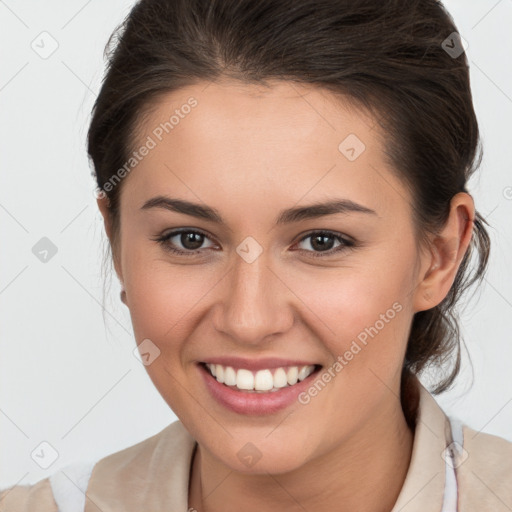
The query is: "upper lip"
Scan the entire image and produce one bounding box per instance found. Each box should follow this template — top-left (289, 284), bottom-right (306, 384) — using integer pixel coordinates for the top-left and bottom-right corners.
top-left (201, 357), bottom-right (320, 371)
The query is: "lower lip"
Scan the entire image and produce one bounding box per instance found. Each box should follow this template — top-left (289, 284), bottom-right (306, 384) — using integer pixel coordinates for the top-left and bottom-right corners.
top-left (198, 363), bottom-right (321, 415)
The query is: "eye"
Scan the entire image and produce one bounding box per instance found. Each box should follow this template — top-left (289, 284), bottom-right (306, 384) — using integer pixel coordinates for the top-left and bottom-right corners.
top-left (293, 230), bottom-right (355, 258)
top-left (152, 228), bottom-right (356, 258)
top-left (152, 229), bottom-right (218, 256)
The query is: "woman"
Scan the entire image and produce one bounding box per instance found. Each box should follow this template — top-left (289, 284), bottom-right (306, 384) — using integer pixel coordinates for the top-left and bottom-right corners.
top-left (2, 0), bottom-right (511, 510)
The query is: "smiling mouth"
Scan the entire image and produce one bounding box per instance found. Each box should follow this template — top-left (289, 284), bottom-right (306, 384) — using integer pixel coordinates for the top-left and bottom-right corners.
top-left (201, 362), bottom-right (322, 393)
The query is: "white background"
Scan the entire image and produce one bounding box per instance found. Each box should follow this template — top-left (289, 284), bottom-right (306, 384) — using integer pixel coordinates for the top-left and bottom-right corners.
top-left (1, 0), bottom-right (511, 487)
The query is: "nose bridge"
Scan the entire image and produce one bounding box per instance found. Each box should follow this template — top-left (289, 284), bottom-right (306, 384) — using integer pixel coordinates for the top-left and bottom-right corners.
top-left (215, 245), bottom-right (291, 344)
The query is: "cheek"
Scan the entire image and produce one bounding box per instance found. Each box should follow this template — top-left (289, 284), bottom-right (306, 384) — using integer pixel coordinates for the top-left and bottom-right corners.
top-left (283, 262), bottom-right (414, 440)
top-left (283, 255), bottom-right (415, 380)
top-left (124, 258), bottom-right (212, 346)
top-left (297, 263), bottom-right (410, 333)
top-left (122, 256), bottom-right (217, 412)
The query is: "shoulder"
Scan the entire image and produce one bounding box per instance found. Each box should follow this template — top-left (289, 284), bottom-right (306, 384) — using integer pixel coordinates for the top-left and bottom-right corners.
top-left (0, 459), bottom-right (96, 512)
top-left (458, 424), bottom-right (512, 511)
top-left (85, 419), bottom-right (196, 510)
top-left (0, 477), bottom-right (57, 512)
top-left (88, 418), bottom-right (193, 474)
top-left (0, 421), bottom-right (194, 512)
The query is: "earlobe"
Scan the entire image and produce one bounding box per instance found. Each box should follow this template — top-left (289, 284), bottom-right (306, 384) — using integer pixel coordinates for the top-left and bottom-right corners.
top-left (413, 192), bottom-right (475, 312)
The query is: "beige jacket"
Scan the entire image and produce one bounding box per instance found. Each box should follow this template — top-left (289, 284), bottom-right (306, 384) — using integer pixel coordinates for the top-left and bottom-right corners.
top-left (1, 379), bottom-right (512, 511)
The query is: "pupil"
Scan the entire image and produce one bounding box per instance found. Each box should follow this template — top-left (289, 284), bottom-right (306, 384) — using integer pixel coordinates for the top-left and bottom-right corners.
top-left (312, 234), bottom-right (334, 251)
top-left (182, 232), bottom-right (203, 250)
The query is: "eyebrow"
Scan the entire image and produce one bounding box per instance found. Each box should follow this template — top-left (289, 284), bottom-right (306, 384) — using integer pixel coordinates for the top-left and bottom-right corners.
top-left (140, 195), bottom-right (377, 225)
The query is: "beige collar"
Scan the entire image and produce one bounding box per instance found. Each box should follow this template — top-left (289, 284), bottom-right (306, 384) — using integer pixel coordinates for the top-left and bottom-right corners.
top-left (391, 377), bottom-right (452, 511)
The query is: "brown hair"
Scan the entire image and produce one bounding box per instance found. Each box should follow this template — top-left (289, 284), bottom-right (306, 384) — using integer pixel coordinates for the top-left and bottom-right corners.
top-left (88, 0), bottom-right (490, 395)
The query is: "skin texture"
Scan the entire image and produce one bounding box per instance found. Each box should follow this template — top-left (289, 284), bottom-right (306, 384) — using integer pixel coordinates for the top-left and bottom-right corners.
top-left (97, 79), bottom-right (474, 512)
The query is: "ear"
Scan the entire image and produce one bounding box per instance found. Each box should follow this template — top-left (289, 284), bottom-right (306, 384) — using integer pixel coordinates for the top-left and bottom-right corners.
top-left (96, 195), bottom-right (112, 239)
top-left (96, 196), bottom-right (124, 285)
top-left (413, 192), bottom-right (475, 312)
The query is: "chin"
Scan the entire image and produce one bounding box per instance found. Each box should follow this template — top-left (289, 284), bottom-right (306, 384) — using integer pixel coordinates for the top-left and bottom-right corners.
top-left (197, 430), bottom-right (313, 476)
top-left (224, 449), bottom-right (310, 476)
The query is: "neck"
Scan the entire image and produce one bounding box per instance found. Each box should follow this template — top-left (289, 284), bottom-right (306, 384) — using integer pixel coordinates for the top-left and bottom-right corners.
top-left (189, 392), bottom-right (415, 512)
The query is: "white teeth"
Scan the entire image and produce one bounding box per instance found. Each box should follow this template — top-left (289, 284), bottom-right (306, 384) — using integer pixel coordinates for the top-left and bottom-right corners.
top-left (287, 366), bottom-right (298, 385)
top-left (254, 369), bottom-right (273, 391)
top-left (205, 363), bottom-right (316, 392)
top-left (215, 364), bottom-right (224, 383)
top-left (298, 365), bottom-right (312, 381)
top-left (236, 369), bottom-right (254, 390)
top-left (273, 368), bottom-right (288, 388)
top-left (224, 366), bottom-right (237, 386)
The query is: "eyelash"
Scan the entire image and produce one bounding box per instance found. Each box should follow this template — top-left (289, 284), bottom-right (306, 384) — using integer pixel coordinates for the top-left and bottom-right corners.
top-left (152, 228), bottom-right (356, 258)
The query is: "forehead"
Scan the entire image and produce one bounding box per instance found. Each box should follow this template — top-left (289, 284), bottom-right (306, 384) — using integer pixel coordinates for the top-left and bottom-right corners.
top-left (139, 79), bottom-right (377, 150)
top-left (120, 79), bottom-right (409, 221)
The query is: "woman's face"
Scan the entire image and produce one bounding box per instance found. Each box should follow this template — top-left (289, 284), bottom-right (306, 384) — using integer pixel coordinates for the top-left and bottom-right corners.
top-left (102, 80), bottom-right (433, 474)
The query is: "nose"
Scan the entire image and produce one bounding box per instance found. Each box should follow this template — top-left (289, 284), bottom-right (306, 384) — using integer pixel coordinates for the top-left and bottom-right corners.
top-left (212, 250), bottom-right (294, 347)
